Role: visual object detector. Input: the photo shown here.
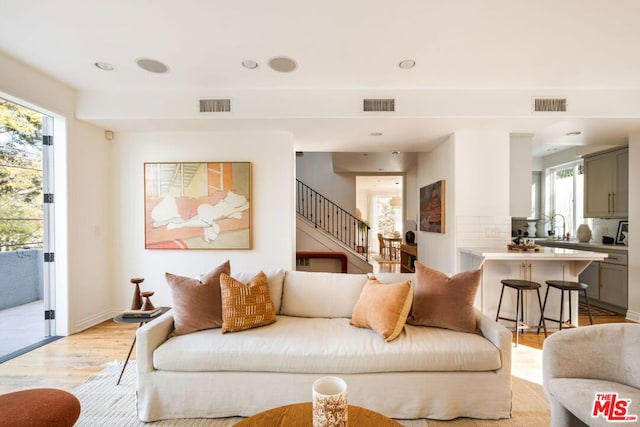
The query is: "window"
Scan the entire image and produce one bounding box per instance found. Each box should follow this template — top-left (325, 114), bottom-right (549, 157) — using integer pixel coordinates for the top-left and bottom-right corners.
top-left (547, 160), bottom-right (584, 238)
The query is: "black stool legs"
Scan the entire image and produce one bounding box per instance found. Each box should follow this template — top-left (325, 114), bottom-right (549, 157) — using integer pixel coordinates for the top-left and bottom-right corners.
top-left (537, 280), bottom-right (594, 332)
top-left (496, 279), bottom-right (547, 347)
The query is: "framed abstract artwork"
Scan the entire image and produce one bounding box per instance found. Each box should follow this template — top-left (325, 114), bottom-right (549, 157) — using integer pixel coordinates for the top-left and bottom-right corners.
top-left (144, 162), bottom-right (251, 249)
top-left (419, 180), bottom-right (445, 233)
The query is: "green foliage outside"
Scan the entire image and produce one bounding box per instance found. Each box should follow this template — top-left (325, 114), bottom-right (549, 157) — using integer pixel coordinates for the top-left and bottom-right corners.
top-left (0, 99), bottom-right (43, 251)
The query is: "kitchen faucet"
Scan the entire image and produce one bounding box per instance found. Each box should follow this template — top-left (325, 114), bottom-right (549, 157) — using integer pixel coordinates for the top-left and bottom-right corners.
top-left (549, 213), bottom-right (566, 240)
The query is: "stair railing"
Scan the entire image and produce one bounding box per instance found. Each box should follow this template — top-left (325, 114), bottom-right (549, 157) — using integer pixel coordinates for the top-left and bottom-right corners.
top-left (296, 179), bottom-right (369, 261)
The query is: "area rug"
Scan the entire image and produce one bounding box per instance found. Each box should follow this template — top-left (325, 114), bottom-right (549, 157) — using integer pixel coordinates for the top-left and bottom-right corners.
top-left (579, 301), bottom-right (618, 316)
top-left (72, 362), bottom-right (427, 426)
top-left (427, 375), bottom-right (550, 426)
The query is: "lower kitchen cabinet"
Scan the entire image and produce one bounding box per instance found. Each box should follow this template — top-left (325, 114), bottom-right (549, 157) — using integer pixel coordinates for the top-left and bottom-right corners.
top-left (599, 261), bottom-right (628, 309)
top-left (578, 252), bottom-right (628, 314)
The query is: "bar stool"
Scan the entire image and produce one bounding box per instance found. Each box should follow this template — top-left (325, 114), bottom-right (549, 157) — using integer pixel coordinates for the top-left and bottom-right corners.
top-left (537, 280), bottom-right (594, 332)
top-left (496, 279), bottom-right (547, 347)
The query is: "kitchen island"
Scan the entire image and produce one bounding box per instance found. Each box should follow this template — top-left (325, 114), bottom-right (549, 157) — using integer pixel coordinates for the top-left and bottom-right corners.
top-left (459, 247), bottom-right (608, 330)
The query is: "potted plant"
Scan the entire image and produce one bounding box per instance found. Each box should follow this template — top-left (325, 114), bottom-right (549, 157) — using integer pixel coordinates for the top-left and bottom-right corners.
top-left (356, 220), bottom-right (370, 254)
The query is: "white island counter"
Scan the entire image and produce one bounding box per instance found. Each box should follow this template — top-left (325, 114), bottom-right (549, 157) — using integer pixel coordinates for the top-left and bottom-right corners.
top-left (459, 247), bottom-right (608, 329)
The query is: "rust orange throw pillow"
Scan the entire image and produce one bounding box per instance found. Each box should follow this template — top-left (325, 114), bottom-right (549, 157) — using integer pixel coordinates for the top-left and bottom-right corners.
top-left (350, 277), bottom-right (413, 342)
top-left (220, 271), bottom-right (276, 333)
top-left (407, 261), bottom-right (481, 333)
top-left (165, 260), bottom-right (231, 336)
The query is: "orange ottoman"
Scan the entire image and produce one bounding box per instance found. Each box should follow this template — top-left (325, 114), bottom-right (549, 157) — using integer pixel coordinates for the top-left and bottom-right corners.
top-left (0, 388), bottom-right (81, 427)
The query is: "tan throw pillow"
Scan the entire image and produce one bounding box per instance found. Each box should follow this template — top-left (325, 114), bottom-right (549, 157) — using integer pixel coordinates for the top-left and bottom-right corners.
top-left (165, 260), bottom-right (230, 336)
top-left (220, 271), bottom-right (276, 333)
top-left (350, 277), bottom-right (413, 342)
top-left (407, 261), bottom-right (481, 333)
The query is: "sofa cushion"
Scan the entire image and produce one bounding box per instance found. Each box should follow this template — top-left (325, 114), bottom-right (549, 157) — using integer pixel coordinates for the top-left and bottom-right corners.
top-left (231, 269), bottom-right (284, 314)
top-left (220, 272), bottom-right (276, 333)
top-left (153, 316), bottom-right (502, 374)
top-left (165, 260), bottom-right (230, 336)
top-left (280, 271), bottom-right (368, 318)
top-left (407, 262), bottom-right (481, 334)
top-left (350, 277), bottom-right (413, 342)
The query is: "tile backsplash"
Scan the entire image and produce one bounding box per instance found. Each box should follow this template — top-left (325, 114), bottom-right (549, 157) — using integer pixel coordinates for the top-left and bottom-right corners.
top-left (457, 216), bottom-right (511, 248)
top-left (511, 217), bottom-right (628, 242)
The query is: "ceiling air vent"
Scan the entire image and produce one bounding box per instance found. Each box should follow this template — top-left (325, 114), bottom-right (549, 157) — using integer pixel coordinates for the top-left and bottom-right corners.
top-left (199, 98), bottom-right (231, 112)
top-left (534, 98), bottom-right (567, 112)
top-left (363, 98), bottom-right (395, 112)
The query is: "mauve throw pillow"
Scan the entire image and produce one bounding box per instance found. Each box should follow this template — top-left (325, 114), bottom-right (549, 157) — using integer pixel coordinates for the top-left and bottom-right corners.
top-left (350, 277), bottom-right (413, 342)
top-left (165, 260), bottom-right (230, 336)
top-left (407, 261), bottom-right (481, 333)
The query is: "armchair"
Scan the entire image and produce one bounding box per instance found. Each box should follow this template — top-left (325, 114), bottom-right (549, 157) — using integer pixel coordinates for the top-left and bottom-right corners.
top-left (543, 323), bottom-right (640, 426)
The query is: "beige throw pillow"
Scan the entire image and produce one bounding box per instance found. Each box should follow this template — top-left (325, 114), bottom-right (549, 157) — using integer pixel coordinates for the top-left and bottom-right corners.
top-left (407, 261), bottom-right (481, 333)
top-left (220, 271), bottom-right (276, 333)
top-left (165, 260), bottom-right (230, 336)
top-left (350, 277), bottom-right (413, 342)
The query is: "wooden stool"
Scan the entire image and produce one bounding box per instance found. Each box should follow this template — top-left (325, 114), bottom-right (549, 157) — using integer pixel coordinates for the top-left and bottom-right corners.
top-left (496, 279), bottom-right (547, 347)
top-left (0, 388), bottom-right (81, 426)
top-left (537, 280), bottom-right (594, 331)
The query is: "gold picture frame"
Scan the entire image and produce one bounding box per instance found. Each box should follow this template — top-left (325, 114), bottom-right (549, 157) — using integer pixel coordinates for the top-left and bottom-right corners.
top-left (144, 162), bottom-right (251, 249)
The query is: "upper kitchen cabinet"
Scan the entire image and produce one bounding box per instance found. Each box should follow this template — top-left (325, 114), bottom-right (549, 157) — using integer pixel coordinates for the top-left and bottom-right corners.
top-left (510, 135), bottom-right (533, 218)
top-left (584, 146), bottom-right (628, 218)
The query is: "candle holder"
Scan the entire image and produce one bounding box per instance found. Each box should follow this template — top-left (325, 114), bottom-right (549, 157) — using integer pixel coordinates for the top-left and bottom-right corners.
top-left (140, 291), bottom-right (155, 311)
top-left (130, 277), bottom-right (144, 310)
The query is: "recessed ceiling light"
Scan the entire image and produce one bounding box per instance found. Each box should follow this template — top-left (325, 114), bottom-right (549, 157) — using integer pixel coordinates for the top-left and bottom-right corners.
top-left (94, 62), bottom-right (114, 71)
top-left (398, 59), bottom-right (416, 69)
top-left (268, 57), bottom-right (297, 73)
top-left (135, 58), bottom-right (169, 74)
top-left (565, 131), bottom-right (582, 136)
top-left (241, 60), bottom-right (258, 69)
top-left (369, 132), bottom-right (383, 136)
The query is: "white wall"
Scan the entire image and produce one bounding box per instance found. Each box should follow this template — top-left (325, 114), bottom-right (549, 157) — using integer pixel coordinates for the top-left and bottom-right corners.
top-left (417, 138), bottom-right (455, 274)
top-left (110, 131), bottom-right (295, 311)
top-left (0, 52), bottom-right (112, 335)
top-left (416, 131), bottom-right (511, 275)
top-left (296, 152), bottom-right (355, 212)
top-left (627, 135), bottom-right (639, 322)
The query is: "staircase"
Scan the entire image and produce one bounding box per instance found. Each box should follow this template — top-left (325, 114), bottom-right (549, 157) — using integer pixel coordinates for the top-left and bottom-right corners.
top-left (296, 180), bottom-right (369, 262)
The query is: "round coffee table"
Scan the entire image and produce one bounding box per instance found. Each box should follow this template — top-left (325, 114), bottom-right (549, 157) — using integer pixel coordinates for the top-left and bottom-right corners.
top-left (234, 402), bottom-right (402, 426)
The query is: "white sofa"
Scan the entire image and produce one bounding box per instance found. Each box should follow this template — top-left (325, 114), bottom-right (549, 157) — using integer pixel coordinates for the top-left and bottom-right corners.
top-left (136, 270), bottom-right (512, 422)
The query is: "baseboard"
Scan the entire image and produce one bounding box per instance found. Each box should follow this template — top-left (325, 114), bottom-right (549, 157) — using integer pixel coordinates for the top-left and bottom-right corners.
top-left (625, 309), bottom-right (640, 323)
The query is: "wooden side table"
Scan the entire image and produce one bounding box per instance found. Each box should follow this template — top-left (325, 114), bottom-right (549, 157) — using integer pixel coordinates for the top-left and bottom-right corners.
top-left (234, 402), bottom-right (402, 426)
top-left (112, 306), bottom-right (170, 385)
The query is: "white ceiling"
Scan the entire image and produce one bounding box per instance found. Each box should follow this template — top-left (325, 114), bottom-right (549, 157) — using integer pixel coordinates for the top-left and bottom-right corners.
top-left (2, 0), bottom-right (640, 158)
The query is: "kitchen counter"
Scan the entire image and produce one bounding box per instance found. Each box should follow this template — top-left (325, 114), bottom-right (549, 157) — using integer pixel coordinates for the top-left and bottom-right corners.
top-left (459, 246), bottom-right (607, 328)
top-left (536, 239), bottom-right (627, 253)
top-left (460, 246), bottom-right (609, 262)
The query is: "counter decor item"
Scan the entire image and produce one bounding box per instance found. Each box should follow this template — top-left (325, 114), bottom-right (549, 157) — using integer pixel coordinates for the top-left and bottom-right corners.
top-left (312, 376), bottom-right (347, 427)
top-left (507, 242), bottom-right (541, 252)
top-left (616, 221), bottom-right (628, 245)
top-left (526, 221), bottom-right (537, 237)
top-left (577, 224), bottom-right (592, 243)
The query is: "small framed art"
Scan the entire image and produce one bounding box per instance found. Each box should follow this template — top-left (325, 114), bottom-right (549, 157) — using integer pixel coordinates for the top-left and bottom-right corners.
top-left (616, 220), bottom-right (628, 245)
top-left (419, 180), bottom-right (445, 233)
